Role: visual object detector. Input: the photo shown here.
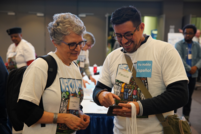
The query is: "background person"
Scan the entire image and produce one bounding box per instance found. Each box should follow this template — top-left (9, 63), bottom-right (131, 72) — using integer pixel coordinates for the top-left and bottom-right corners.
top-left (16, 13), bottom-right (90, 134)
top-left (179, 28), bottom-right (201, 82)
top-left (0, 56), bottom-right (12, 134)
top-left (77, 31), bottom-right (96, 88)
top-left (179, 28), bottom-right (201, 44)
top-left (193, 29), bottom-right (201, 82)
top-left (5, 27), bottom-right (36, 71)
top-left (93, 6), bottom-right (188, 134)
top-left (175, 24), bottom-right (201, 125)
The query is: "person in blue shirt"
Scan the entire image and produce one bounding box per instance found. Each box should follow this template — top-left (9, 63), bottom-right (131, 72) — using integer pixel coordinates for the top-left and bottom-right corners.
top-left (175, 24), bottom-right (201, 125)
top-left (0, 56), bottom-right (12, 134)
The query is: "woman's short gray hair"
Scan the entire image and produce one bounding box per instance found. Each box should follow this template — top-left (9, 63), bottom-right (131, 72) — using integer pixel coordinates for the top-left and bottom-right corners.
top-left (48, 13), bottom-right (86, 44)
top-left (83, 31), bottom-right (96, 46)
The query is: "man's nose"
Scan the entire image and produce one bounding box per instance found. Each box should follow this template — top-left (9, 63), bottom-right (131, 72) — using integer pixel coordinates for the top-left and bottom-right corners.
top-left (186, 34), bottom-right (190, 37)
top-left (121, 36), bottom-right (128, 44)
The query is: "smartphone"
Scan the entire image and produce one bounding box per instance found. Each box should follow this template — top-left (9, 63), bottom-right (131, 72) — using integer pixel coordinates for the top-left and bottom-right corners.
top-left (107, 105), bottom-right (122, 116)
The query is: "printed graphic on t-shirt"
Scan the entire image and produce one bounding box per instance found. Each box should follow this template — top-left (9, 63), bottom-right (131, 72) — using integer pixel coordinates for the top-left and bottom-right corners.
top-left (56, 78), bottom-right (83, 134)
top-left (114, 64), bottom-right (148, 118)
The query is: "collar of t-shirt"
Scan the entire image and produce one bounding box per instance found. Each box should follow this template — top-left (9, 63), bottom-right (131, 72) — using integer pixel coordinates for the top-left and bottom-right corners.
top-left (121, 35), bottom-right (150, 53)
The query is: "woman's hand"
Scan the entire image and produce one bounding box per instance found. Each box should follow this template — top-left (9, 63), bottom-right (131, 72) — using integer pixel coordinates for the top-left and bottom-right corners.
top-left (63, 114), bottom-right (86, 131)
top-left (79, 111), bottom-right (90, 130)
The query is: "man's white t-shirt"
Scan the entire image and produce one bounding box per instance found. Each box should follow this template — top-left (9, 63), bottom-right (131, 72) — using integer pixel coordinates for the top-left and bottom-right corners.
top-left (18, 52), bottom-right (83, 134)
top-left (99, 36), bottom-right (188, 134)
top-left (6, 39), bottom-right (35, 68)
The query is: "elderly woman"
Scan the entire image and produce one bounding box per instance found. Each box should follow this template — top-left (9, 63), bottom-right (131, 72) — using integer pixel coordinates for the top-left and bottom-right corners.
top-left (16, 13), bottom-right (90, 134)
top-left (77, 31), bottom-right (97, 88)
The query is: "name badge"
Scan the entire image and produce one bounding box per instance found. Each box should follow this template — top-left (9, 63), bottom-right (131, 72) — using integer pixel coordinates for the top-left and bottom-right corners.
top-left (80, 62), bottom-right (84, 68)
top-left (136, 61), bottom-right (152, 78)
top-left (69, 97), bottom-right (80, 110)
top-left (116, 69), bottom-right (132, 84)
top-left (188, 54), bottom-right (192, 59)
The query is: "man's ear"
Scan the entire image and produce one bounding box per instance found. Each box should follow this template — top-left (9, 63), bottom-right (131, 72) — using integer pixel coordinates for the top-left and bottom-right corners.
top-left (140, 22), bottom-right (145, 30)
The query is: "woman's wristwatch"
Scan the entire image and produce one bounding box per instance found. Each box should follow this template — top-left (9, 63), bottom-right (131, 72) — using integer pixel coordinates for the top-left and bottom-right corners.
top-left (53, 113), bottom-right (58, 123)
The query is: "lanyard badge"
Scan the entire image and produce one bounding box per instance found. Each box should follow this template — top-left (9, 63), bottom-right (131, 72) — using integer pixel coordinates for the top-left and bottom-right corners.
top-left (116, 69), bottom-right (132, 84)
top-left (69, 97), bottom-right (80, 110)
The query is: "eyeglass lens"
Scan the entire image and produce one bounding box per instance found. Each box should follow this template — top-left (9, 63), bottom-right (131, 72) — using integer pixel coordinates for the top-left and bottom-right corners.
top-left (69, 41), bottom-right (86, 50)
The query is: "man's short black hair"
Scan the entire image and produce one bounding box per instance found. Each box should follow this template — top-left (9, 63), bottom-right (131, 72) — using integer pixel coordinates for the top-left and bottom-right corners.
top-left (183, 24), bottom-right (197, 34)
top-left (110, 5), bottom-right (141, 27)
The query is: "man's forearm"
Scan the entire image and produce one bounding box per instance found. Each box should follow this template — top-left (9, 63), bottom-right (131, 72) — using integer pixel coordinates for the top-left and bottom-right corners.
top-left (140, 80), bottom-right (188, 116)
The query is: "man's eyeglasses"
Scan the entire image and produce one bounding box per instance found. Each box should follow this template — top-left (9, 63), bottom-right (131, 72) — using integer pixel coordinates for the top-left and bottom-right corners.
top-left (61, 40), bottom-right (87, 50)
top-left (113, 25), bottom-right (139, 41)
top-left (183, 33), bottom-right (194, 36)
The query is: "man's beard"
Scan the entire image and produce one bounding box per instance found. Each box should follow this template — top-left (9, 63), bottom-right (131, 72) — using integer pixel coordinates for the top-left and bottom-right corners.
top-left (185, 38), bottom-right (192, 42)
top-left (121, 39), bottom-right (141, 53)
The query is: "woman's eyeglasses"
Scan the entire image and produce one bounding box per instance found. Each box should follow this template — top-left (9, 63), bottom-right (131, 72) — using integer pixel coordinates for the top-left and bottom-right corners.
top-left (61, 40), bottom-right (87, 50)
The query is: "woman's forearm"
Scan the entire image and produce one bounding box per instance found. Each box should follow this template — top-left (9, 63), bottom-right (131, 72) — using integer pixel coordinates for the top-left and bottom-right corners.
top-left (36, 111), bottom-right (70, 124)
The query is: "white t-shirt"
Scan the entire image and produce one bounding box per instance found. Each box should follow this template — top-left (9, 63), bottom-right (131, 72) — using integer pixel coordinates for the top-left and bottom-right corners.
top-left (6, 39), bottom-right (35, 68)
top-left (18, 52), bottom-right (83, 134)
top-left (76, 50), bottom-right (89, 68)
top-left (99, 36), bottom-right (188, 134)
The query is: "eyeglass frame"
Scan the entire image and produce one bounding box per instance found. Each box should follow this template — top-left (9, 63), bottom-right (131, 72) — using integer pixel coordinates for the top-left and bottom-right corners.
top-left (113, 25), bottom-right (140, 41)
top-left (85, 42), bottom-right (94, 48)
top-left (60, 40), bottom-right (87, 50)
top-left (183, 32), bottom-right (195, 36)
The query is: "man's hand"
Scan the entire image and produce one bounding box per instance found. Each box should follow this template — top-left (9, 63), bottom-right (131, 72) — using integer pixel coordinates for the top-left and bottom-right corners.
top-left (83, 79), bottom-right (90, 88)
top-left (189, 66), bottom-right (197, 74)
top-left (89, 76), bottom-right (97, 85)
top-left (98, 91), bottom-right (120, 107)
top-left (112, 101), bottom-right (140, 117)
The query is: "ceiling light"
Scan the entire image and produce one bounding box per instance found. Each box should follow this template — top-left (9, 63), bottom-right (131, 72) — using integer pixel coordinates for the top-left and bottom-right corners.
top-left (79, 14), bottom-right (86, 17)
top-left (36, 13), bottom-right (44, 17)
top-left (8, 12), bottom-right (15, 15)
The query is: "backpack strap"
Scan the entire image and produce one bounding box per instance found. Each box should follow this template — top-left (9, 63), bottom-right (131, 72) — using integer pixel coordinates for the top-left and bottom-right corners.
top-left (39, 55), bottom-right (58, 127)
top-left (41, 55), bottom-right (58, 89)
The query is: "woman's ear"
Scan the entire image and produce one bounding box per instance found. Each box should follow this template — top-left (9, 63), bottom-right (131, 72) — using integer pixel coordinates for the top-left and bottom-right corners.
top-left (52, 40), bottom-right (58, 48)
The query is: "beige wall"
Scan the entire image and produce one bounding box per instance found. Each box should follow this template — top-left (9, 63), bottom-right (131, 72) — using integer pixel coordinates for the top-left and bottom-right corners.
top-left (0, 0), bottom-right (201, 65)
